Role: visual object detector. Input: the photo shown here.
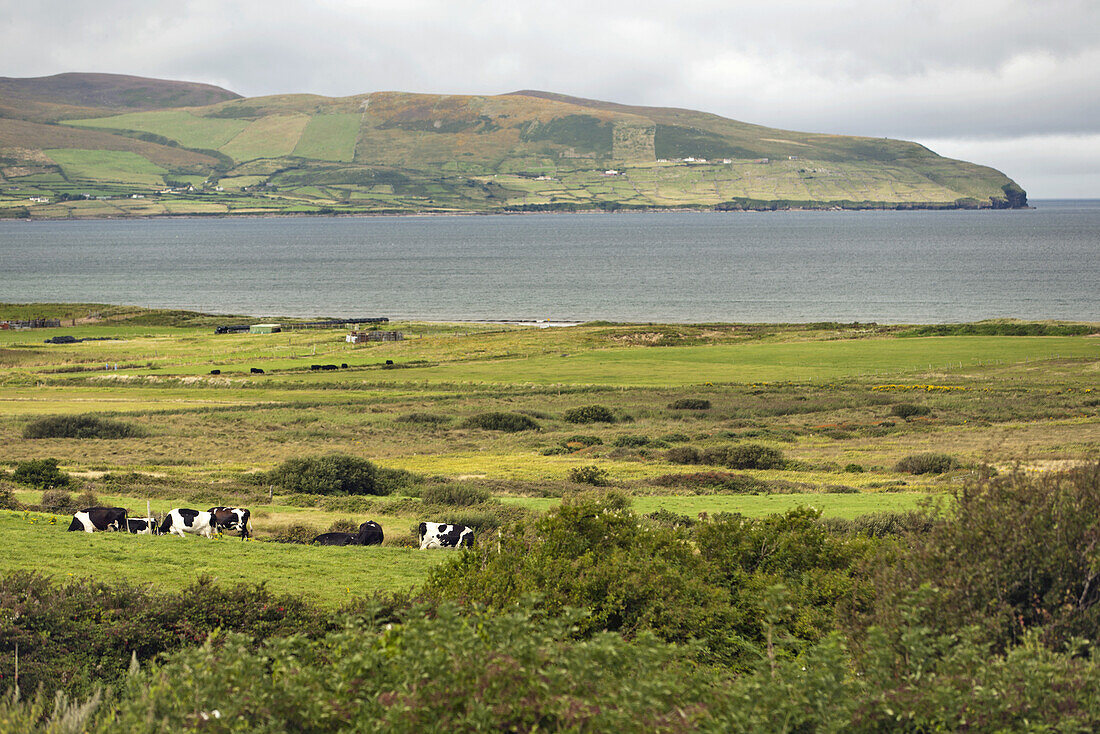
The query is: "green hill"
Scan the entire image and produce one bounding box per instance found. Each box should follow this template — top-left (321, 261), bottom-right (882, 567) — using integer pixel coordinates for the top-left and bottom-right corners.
top-left (0, 73), bottom-right (1027, 218)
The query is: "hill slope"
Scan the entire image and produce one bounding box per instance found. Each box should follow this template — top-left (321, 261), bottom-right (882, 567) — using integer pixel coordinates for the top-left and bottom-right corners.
top-left (0, 73), bottom-right (1026, 218)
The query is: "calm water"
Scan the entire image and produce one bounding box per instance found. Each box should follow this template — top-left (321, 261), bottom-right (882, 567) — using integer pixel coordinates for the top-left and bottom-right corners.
top-left (1, 201), bottom-right (1097, 323)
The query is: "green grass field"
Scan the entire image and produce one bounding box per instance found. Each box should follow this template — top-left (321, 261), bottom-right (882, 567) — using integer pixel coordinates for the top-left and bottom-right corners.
top-left (45, 148), bottom-right (168, 186)
top-left (0, 510), bottom-right (446, 606)
top-left (1, 306), bottom-right (1096, 603)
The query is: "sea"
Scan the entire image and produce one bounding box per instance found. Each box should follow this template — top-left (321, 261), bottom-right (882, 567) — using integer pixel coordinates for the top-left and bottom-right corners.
top-left (1, 200), bottom-right (1097, 324)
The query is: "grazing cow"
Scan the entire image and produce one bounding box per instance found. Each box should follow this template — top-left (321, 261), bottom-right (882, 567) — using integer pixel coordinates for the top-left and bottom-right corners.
top-left (209, 369), bottom-right (221, 375)
top-left (250, 367), bottom-right (264, 374)
top-left (418, 522), bottom-right (474, 549)
top-left (68, 507), bottom-right (127, 533)
top-left (312, 520), bottom-right (384, 546)
top-left (207, 506), bottom-right (252, 539)
top-left (126, 517), bottom-right (160, 535)
top-left (160, 508), bottom-right (216, 538)
top-left (340, 363), bottom-right (348, 369)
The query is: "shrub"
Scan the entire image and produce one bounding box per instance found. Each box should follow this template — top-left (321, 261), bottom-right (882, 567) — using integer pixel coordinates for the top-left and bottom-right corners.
top-left (569, 465), bottom-right (610, 486)
top-left (267, 523), bottom-right (319, 544)
top-left (668, 398), bottom-right (711, 410)
top-left (660, 432), bottom-right (691, 443)
top-left (38, 488), bottom-right (77, 514)
top-left (326, 518), bottom-right (359, 533)
top-left (0, 483), bottom-right (22, 510)
top-left (375, 466), bottom-right (420, 494)
top-left (862, 463), bottom-right (1100, 651)
top-left (645, 508), bottom-right (697, 529)
top-left (652, 471), bottom-right (767, 494)
top-left (724, 444), bottom-right (785, 470)
top-left (891, 403), bottom-right (932, 419)
top-left (12, 458), bottom-right (70, 489)
top-left (612, 434), bottom-right (649, 447)
top-left (895, 453), bottom-right (959, 475)
top-left (395, 412), bottom-right (451, 425)
top-left (563, 405), bottom-right (616, 424)
top-left (562, 434), bottom-right (603, 449)
top-left (23, 414), bottom-right (145, 439)
top-left (268, 454), bottom-right (386, 495)
top-left (819, 510), bottom-right (935, 538)
top-left (666, 446), bottom-right (701, 464)
top-left (844, 463), bottom-right (865, 473)
top-left (461, 412), bottom-right (540, 432)
top-left (421, 483), bottom-right (491, 507)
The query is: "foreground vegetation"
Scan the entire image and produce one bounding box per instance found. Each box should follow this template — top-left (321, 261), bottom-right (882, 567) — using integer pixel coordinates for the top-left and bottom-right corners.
top-left (0, 304), bottom-right (1097, 729)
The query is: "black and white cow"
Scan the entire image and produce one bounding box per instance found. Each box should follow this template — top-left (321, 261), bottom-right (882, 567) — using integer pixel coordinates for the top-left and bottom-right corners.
top-left (418, 521), bottom-right (474, 549)
top-left (160, 508), bottom-right (216, 538)
top-left (207, 506), bottom-right (252, 539)
top-left (126, 517), bottom-right (160, 535)
top-left (312, 520), bottom-right (384, 546)
top-left (68, 507), bottom-right (127, 533)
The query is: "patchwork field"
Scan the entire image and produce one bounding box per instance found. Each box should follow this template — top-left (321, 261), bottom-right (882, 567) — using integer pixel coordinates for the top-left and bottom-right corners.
top-left (1, 304), bottom-right (1097, 603)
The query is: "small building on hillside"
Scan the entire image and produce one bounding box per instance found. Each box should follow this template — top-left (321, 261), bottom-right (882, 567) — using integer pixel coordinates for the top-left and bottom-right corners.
top-left (346, 330), bottom-right (403, 344)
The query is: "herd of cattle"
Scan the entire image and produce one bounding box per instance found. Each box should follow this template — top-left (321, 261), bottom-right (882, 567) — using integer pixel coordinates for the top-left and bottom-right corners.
top-left (66, 506), bottom-right (475, 549)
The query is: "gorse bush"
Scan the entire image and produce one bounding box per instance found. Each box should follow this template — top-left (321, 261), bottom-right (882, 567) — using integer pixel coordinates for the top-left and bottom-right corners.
top-left (23, 414), bottom-right (145, 439)
top-left (895, 452), bottom-right (959, 475)
top-left (563, 434), bottom-right (603, 448)
top-left (611, 434), bottom-right (649, 447)
top-left (723, 443), bottom-right (786, 470)
top-left (12, 458), bottom-right (70, 489)
top-left (890, 403), bottom-right (932, 419)
top-left (268, 454), bottom-right (386, 496)
top-left (864, 463), bottom-right (1100, 651)
top-left (562, 404), bottom-right (616, 424)
top-left (460, 412), bottom-right (540, 432)
top-left (420, 483), bottom-right (491, 507)
top-left (652, 471), bottom-right (767, 494)
top-left (569, 465), bottom-right (609, 486)
top-left (668, 398), bottom-right (711, 410)
top-left (38, 488), bottom-right (76, 514)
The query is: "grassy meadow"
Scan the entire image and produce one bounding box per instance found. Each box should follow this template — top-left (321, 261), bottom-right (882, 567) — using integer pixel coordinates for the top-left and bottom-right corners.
top-left (1, 304), bottom-right (1097, 603)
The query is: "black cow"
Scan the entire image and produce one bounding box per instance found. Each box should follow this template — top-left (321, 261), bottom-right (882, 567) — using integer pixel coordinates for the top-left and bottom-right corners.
top-left (209, 369), bottom-right (221, 375)
top-left (68, 507), bottom-right (127, 533)
top-left (207, 506), bottom-right (252, 539)
top-left (418, 521), bottom-right (474, 549)
top-left (340, 363), bottom-right (348, 369)
top-left (313, 520), bottom-right (384, 546)
top-left (250, 367), bottom-right (264, 374)
top-left (126, 517), bottom-right (160, 535)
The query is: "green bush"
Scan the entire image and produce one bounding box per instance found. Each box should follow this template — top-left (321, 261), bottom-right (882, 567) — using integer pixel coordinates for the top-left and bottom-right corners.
top-left (421, 483), bottom-right (491, 507)
top-left (611, 434), bottom-right (649, 447)
top-left (819, 510), bottom-right (935, 538)
top-left (0, 571), bottom-right (327, 699)
top-left (325, 518), bottom-right (359, 533)
top-left (890, 403), bottom-right (932, 419)
top-left (562, 405), bottom-right (616, 424)
top-left (569, 465), bottom-right (610, 486)
top-left (39, 488), bottom-right (77, 514)
top-left (0, 482), bottom-right (22, 510)
top-left (268, 454), bottom-right (386, 495)
top-left (562, 434), bottom-right (603, 448)
top-left (863, 463), bottom-right (1100, 651)
top-left (843, 463), bottom-right (865, 473)
top-left (99, 603), bottom-right (720, 732)
top-left (652, 471), bottom-right (768, 494)
top-left (23, 415), bottom-right (145, 439)
top-left (665, 446), bottom-right (701, 464)
top-left (12, 458), bottom-right (70, 489)
top-left (894, 452), bottom-right (959, 475)
top-left (424, 493), bottom-right (730, 649)
top-left (724, 443), bottom-right (786, 470)
top-left (660, 432), bottom-right (691, 443)
top-left (267, 523), bottom-right (321, 544)
top-left (668, 398), bottom-right (711, 410)
top-left (461, 412), bottom-right (540, 432)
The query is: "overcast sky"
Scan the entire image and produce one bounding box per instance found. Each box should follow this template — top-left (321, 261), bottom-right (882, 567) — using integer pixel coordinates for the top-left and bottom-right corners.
top-left (5, 0), bottom-right (1098, 197)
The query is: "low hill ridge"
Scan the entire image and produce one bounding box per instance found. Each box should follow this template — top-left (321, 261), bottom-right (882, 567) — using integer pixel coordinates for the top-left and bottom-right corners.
top-left (0, 74), bottom-right (1027, 218)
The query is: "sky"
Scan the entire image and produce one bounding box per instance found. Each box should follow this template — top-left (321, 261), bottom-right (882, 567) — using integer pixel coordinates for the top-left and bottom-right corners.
top-left (4, 0), bottom-right (1098, 197)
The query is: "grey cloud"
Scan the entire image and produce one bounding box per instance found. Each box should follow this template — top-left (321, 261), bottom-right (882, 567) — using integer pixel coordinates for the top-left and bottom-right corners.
top-left (2, 0), bottom-right (1097, 195)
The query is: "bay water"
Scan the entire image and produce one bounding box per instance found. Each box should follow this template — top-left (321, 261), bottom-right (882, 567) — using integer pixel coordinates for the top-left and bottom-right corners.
top-left (1, 200), bottom-right (1097, 323)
